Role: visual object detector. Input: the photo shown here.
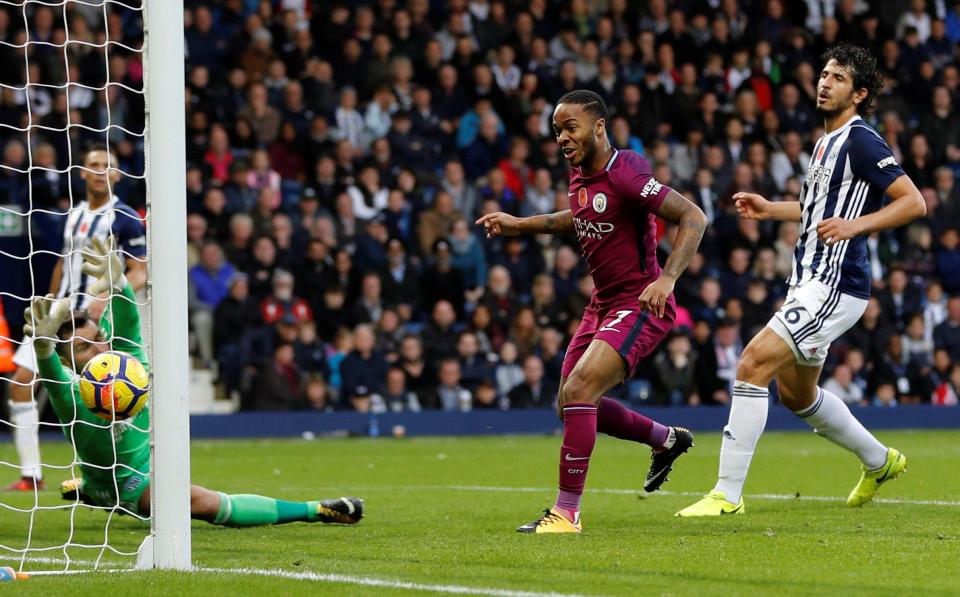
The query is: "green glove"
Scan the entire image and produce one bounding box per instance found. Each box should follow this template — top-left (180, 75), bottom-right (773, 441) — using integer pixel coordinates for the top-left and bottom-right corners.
top-left (23, 295), bottom-right (71, 359)
top-left (81, 236), bottom-right (127, 295)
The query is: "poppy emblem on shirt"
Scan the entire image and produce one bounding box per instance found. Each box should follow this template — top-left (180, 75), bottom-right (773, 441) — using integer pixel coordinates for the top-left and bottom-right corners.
top-left (79, 222), bottom-right (89, 234)
top-left (578, 187), bottom-right (588, 207)
top-left (816, 146), bottom-right (825, 161)
top-left (592, 192), bottom-right (607, 213)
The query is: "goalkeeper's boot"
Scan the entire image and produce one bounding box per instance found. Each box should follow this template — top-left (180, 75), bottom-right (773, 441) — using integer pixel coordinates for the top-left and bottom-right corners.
top-left (4, 477), bottom-right (44, 492)
top-left (675, 490), bottom-right (745, 517)
top-left (516, 508), bottom-right (582, 533)
top-left (846, 448), bottom-right (907, 507)
top-left (644, 427), bottom-right (694, 492)
top-left (316, 497), bottom-right (364, 524)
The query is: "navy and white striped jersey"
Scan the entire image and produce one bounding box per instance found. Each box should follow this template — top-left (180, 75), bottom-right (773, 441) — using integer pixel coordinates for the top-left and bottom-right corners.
top-left (788, 116), bottom-right (905, 299)
top-left (57, 197), bottom-right (146, 309)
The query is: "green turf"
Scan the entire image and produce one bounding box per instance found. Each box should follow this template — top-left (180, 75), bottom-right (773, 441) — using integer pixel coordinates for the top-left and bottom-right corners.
top-left (1, 429), bottom-right (959, 595)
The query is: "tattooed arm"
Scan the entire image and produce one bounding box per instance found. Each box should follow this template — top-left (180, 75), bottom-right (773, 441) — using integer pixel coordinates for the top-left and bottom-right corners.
top-left (476, 209), bottom-right (574, 237)
top-left (637, 190), bottom-right (707, 318)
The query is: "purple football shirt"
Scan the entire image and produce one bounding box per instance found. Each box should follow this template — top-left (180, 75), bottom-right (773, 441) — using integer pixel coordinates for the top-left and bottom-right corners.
top-left (568, 149), bottom-right (671, 310)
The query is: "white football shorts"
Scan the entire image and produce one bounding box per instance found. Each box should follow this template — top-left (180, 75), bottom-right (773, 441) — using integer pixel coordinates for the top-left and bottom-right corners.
top-left (767, 279), bottom-right (867, 366)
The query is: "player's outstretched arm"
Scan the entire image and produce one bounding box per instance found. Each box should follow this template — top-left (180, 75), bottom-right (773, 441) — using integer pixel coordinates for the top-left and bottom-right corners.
top-left (23, 295), bottom-right (75, 419)
top-left (734, 192), bottom-right (802, 222)
top-left (82, 237), bottom-right (147, 363)
top-left (817, 174), bottom-right (925, 246)
top-left (639, 190), bottom-right (707, 318)
top-left (476, 209), bottom-right (573, 238)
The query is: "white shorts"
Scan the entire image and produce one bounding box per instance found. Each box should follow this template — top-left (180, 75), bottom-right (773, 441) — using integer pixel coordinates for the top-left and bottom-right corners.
top-left (12, 336), bottom-right (37, 373)
top-left (767, 280), bottom-right (867, 366)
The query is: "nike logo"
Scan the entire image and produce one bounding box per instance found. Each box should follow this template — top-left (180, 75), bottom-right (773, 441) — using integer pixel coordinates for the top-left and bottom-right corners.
top-left (565, 454), bottom-right (590, 461)
top-left (568, 192), bottom-right (576, 196)
top-left (720, 504), bottom-right (743, 515)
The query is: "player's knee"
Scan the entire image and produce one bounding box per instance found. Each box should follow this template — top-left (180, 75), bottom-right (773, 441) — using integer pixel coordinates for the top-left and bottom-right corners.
top-left (9, 367), bottom-right (35, 402)
top-left (736, 347), bottom-right (775, 385)
top-left (559, 371), bottom-right (600, 406)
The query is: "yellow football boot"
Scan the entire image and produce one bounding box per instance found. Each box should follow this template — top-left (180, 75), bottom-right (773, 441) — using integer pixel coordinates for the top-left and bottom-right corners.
top-left (675, 490), bottom-right (745, 517)
top-left (847, 448), bottom-right (906, 507)
top-left (516, 508), bottom-right (582, 533)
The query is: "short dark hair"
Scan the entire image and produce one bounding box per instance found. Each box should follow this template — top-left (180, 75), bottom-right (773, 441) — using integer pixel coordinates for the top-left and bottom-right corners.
top-left (55, 310), bottom-right (95, 357)
top-left (556, 89), bottom-right (608, 123)
top-left (821, 43), bottom-right (884, 117)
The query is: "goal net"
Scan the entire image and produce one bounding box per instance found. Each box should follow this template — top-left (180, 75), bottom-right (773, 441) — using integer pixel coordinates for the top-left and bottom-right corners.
top-left (0, 0), bottom-right (189, 574)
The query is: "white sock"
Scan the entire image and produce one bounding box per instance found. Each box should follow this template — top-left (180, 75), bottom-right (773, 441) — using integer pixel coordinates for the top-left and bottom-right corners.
top-left (795, 388), bottom-right (888, 470)
top-left (714, 381), bottom-right (769, 504)
top-left (10, 401), bottom-right (42, 480)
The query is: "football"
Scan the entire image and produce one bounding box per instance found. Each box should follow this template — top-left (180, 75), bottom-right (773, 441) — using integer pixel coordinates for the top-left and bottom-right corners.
top-left (78, 351), bottom-right (149, 422)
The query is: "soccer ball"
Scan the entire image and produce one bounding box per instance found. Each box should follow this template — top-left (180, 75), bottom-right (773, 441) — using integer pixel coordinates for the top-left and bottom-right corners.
top-left (78, 351), bottom-right (149, 421)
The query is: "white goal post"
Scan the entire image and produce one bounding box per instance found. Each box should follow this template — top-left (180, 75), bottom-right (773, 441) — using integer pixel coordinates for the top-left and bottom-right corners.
top-left (143, 0), bottom-right (190, 570)
top-left (0, 0), bottom-right (191, 573)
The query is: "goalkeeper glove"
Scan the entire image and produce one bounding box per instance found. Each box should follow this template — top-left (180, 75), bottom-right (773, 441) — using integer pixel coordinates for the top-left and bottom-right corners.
top-left (81, 236), bottom-right (128, 295)
top-left (23, 295), bottom-right (71, 359)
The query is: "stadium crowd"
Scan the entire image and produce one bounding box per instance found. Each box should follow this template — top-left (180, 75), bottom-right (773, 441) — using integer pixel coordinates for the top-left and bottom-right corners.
top-left (3, 0), bottom-right (960, 412)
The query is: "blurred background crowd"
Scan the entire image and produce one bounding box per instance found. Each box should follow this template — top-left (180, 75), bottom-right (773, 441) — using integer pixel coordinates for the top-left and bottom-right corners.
top-left (1, 0), bottom-right (960, 413)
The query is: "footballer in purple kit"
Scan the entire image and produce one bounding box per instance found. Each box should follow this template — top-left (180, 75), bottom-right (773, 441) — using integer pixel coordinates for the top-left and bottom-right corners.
top-left (477, 90), bottom-right (707, 533)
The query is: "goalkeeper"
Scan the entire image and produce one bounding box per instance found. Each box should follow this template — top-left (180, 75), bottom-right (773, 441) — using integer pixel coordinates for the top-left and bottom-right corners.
top-left (24, 237), bottom-right (363, 527)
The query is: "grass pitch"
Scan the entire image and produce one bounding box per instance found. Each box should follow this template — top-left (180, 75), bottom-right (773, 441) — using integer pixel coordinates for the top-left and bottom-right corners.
top-left (1, 429), bottom-right (959, 595)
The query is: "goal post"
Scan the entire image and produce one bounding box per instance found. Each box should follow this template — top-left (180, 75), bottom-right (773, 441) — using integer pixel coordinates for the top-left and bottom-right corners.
top-left (143, 0), bottom-right (191, 570)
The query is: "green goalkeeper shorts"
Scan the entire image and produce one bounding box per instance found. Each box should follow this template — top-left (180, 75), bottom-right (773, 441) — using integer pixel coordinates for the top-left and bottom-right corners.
top-left (81, 470), bottom-right (151, 517)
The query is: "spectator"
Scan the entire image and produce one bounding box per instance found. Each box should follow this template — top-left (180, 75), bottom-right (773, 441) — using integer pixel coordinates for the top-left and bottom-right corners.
top-left (417, 191), bottom-right (458, 257)
top-left (331, 86), bottom-right (365, 150)
top-left (448, 217), bottom-right (487, 294)
top-left (461, 113), bottom-right (508, 179)
top-left (441, 160), bottom-right (479, 219)
top-left (932, 363), bottom-right (960, 406)
top-left (398, 334), bottom-right (431, 401)
top-left (186, 213), bottom-right (208, 268)
top-left (260, 269), bottom-right (312, 326)
top-left (934, 297), bottom-right (960, 361)
top-left (237, 82), bottom-right (281, 144)
top-left (346, 165), bottom-right (388, 222)
top-left (422, 299), bottom-right (459, 362)
top-left (295, 374), bottom-right (333, 412)
top-left (652, 331), bottom-right (698, 406)
top-left (213, 273), bottom-right (263, 398)
top-left (380, 366), bottom-right (422, 413)
top-left (252, 343), bottom-right (304, 411)
top-left (822, 364), bottom-right (865, 406)
top-left (523, 168), bottom-right (555, 217)
top-left (902, 313), bottom-right (934, 371)
top-left (473, 378), bottom-right (506, 410)
top-left (495, 340), bottom-right (524, 399)
top-left (923, 280), bottom-right (948, 345)
top-left (352, 272), bottom-right (385, 326)
top-left (189, 242), bottom-right (236, 367)
top-left (421, 239), bottom-right (466, 315)
top-left (373, 239), bottom-right (415, 309)
top-left (353, 216), bottom-right (389, 273)
top-left (877, 267), bottom-right (922, 331)
top-left (457, 331), bottom-right (492, 391)
top-left (294, 321), bottom-right (327, 377)
top-left (423, 358), bottom-right (472, 412)
top-left (339, 324), bottom-right (389, 408)
top-left (936, 229), bottom-right (960, 294)
top-left (508, 355), bottom-right (551, 409)
top-left (871, 335), bottom-right (922, 403)
top-left (713, 317), bottom-right (743, 398)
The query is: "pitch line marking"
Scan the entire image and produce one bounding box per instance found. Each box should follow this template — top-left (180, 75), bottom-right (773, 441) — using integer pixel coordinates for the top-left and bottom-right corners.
top-left (6, 557), bottom-right (604, 597)
top-left (283, 483), bottom-right (960, 507)
top-left (439, 484), bottom-right (960, 507)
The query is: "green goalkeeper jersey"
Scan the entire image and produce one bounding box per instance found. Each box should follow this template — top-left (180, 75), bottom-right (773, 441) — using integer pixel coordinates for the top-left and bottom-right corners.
top-left (36, 284), bottom-right (150, 489)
